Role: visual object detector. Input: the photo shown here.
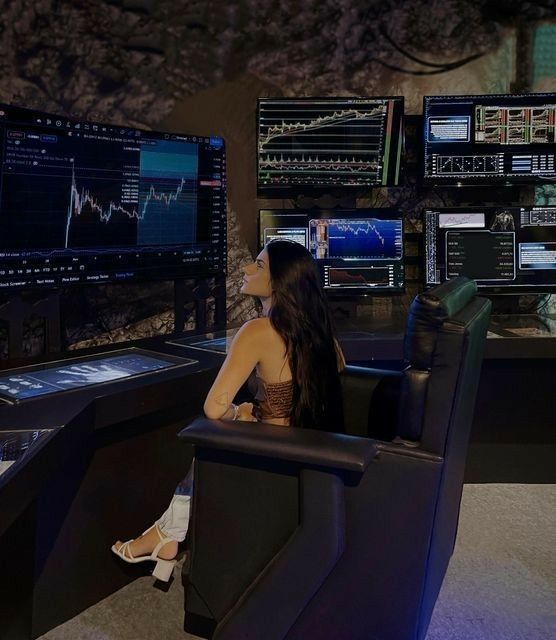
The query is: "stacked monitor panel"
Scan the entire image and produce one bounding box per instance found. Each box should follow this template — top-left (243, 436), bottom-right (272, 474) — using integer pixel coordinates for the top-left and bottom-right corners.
top-left (423, 93), bottom-right (556, 185)
top-left (259, 209), bottom-right (404, 294)
top-left (424, 206), bottom-right (556, 294)
top-left (0, 103), bottom-right (227, 290)
top-left (257, 97), bottom-right (404, 194)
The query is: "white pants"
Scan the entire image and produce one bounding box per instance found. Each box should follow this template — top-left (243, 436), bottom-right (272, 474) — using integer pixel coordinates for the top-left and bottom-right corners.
top-left (155, 494), bottom-right (191, 542)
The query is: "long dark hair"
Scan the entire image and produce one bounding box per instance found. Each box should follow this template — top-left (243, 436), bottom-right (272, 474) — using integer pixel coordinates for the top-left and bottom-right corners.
top-left (266, 240), bottom-right (344, 433)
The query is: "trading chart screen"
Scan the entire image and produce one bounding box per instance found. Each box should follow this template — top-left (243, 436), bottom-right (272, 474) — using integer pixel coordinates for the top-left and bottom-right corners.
top-left (424, 206), bottom-right (556, 293)
top-left (423, 93), bottom-right (556, 185)
top-left (0, 103), bottom-right (226, 290)
top-left (257, 97), bottom-right (404, 193)
top-left (259, 209), bottom-right (404, 293)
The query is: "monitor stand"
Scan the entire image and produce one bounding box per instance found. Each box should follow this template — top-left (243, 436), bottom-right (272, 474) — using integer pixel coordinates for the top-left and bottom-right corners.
top-left (294, 193), bottom-right (359, 210)
top-left (489, 294), bottom-right (544, 316)
top-left (173, 274), bottom-right (226, 334)
top-left (0, 291), bottom-right (61, 359)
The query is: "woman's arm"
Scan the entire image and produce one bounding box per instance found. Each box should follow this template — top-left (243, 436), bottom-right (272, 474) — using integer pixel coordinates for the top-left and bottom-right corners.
top-left (203, 320), bottom-right (264, 420)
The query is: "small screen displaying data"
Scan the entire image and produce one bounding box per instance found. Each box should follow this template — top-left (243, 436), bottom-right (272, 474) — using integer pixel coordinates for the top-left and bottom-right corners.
top-left (425, 206), bottom-right (556, 293)
top-left (257, 97), bottom-right (404, 192)
top-left (259, 209), bottom-right (404, 293)
top-left (0, 349), bottom-right (194, 402)
top-left (0, 103), bottom-right (227, 290)
top-left (423, 93), bottom-right (556, 185)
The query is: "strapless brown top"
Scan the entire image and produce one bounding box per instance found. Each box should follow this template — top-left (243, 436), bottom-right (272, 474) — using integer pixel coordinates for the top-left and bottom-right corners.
top-left (248, 372), bottom-right (293, 422)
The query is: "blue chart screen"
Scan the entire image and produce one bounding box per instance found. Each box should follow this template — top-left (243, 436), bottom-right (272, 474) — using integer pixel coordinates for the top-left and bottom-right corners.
top-left (259, 209), bottom-right (405, 291)
top-left (138, 140), bottom-right (198, 245)
top-left (0, 353), bottom-right (189, 401)
top-left (310, 218), bottom-right (402, 260)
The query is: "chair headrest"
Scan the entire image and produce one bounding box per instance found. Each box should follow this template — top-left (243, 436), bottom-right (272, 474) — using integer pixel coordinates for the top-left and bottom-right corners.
top-left (404, 277), bottom-right (478, 368)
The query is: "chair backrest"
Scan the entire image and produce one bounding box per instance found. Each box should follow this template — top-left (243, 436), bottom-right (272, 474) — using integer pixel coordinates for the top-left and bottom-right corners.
top-left (397, 277), bottom-right (491, 453)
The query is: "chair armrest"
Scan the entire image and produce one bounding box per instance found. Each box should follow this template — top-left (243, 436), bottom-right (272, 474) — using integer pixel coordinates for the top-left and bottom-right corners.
top-left (178, 417), bottom-right (378, 473)
top-left (375, 440), bottom-right (443, 463)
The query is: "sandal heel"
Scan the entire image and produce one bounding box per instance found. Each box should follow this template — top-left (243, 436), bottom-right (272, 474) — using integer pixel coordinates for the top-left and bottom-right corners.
top-left (152, 558), bottom-right (176, 582)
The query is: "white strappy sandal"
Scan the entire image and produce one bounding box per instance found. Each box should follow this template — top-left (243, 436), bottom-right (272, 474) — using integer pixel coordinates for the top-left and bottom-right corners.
top-left (111, 524), bottom-right (177, 582)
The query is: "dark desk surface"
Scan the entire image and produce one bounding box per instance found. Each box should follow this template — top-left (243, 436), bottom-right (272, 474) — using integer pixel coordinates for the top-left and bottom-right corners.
top-left (1, 316), bottom-right (554, 534)
top-left (0, 335), bottom-right (224, 540)
top-left (0, 337), bottom-right (225, 429)
top-left (335, 313), bottom-right (556, 360)
top-left (162, 315), bottom-right (556, 363)
top-left (1, 309), bottom-right (555, 434)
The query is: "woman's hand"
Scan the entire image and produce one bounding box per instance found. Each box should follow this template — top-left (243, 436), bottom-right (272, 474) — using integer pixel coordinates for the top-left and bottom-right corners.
top-left (237, 402), bottom-right (257, 422)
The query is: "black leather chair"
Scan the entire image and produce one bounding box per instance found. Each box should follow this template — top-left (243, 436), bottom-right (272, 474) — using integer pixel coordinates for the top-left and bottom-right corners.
top-left (178, 277), bottom-right (492, 640)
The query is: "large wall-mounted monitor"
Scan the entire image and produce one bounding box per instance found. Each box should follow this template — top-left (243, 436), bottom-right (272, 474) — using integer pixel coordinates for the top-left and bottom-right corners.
top-left (257, 97), bottom-right (404, 195)
top-left (259, 209), bottom-right (404, 294)
top-left (0, 103), bottom-right (227, 291)
top-left (424, 206), bottom-right (556, 294)
top-left (423, 93), bottom-right (556, 185)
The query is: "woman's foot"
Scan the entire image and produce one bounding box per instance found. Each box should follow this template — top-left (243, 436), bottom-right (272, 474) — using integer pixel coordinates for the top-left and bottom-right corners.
top-left (113, 524), bottom-right (178, 561)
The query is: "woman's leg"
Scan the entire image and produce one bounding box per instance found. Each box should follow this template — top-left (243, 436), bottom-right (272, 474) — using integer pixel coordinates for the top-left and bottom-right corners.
top-left (113, 463), bottom-right (193, 559)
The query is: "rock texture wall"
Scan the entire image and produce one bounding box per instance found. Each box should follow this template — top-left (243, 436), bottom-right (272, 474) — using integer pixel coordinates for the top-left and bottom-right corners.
top-left (0, 0), bottom-right (554, 356)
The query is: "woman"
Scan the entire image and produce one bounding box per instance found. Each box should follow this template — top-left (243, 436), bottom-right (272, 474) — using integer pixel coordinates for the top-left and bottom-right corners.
top-left (112, 240), bottom-right (345, 580)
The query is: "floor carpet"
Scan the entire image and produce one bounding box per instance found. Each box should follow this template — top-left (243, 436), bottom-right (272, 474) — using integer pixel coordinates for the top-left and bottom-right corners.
top-left (39, 484), bottom-right (556, 640)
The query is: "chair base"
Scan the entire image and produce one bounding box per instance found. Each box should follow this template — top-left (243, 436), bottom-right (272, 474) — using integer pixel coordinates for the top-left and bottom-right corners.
top-left (184, 612), bottom-right (216, 639)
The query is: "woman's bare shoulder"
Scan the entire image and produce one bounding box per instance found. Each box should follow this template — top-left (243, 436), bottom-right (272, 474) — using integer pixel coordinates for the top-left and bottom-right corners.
top-left (233, 317), bottom-right (273, 343)
top-left (235, 317), bottom-right (286, 355)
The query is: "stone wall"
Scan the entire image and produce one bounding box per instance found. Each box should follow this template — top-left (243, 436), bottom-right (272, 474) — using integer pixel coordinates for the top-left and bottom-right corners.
top-left (0, 0), bottom-right (554, 356)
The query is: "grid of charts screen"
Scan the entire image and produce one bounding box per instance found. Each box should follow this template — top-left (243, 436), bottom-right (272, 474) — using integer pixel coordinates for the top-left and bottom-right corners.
top-left (423, 93), bottom-right (556, 184)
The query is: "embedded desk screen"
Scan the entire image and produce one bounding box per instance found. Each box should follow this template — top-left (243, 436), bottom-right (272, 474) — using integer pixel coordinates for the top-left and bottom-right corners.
top-left (186, 337), bottom-right (229, 353)
top-left (0, 429), bottom-right (53, 477)
top-left (0, 348), bottom-right (195, 402)
top-left (167, 329), bottom-right (238, 354)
